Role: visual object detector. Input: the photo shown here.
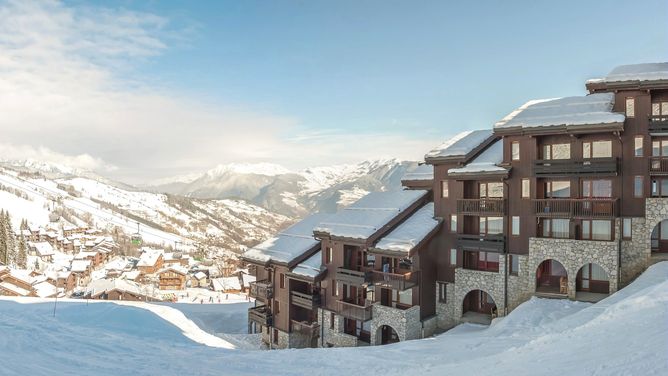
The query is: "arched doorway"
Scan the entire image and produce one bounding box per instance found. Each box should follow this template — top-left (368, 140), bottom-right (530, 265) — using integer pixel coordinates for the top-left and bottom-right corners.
top-left (462, 290), bottom-right (497, 324)
top-left (536, 259), bottom-right (568, 295)
top-left (576, 263), bottom-right (609, 298)
top-left (651, 220), bottom-right (668, 253)
top-left (377, 325), bottom-right (399, 345)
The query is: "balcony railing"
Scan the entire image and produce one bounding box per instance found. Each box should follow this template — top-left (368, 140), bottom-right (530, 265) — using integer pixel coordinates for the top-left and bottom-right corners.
top-left (290, 290), bottom-right (321, 310)
top-left (456, 234), bottom-right (506, 253)
top-left (457, 198), bottom-right (506, 216)
top-left (291, 320), bottom-right (320, 337)
top-left (335, 267), bottom-right (369, 286)
top-left (336, 299), bottom-right (373, 321)
top-left (649, 156), bottom-right (668, 175)
top-left (369, 270), bottom-right (420, 291)
top-left (533, 158), bottom-right (618, 177)
top-left (249, 280), bottom-right (273, 301)
top-left (534, 198), bottom-right (618, 219)
top-left (248, 305), bottom-right (273, 326)
top-left (649, 115), bottom-right (668, 134)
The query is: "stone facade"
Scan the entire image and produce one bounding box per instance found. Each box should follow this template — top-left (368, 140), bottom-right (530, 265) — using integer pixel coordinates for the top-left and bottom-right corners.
top-left (453, 263), bottom-right (506, 320)
top-left (507, 254), bottom-right (530, 310)
top-left (435, 282), bottom-right (455, 329)
top-left (317, 308), bottom-right (360, 348)
top-left (260, 326), bottom-right (291, 349)
top-left (369, 304), bottom-right (421, 345)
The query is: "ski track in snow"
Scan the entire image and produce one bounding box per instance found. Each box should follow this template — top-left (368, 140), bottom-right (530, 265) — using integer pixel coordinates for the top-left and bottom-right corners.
top-left (0, 263), bottom-right (667, 376)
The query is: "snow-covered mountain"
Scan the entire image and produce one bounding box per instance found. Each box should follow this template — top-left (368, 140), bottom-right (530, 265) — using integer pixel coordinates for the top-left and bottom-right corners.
top-left (0, 166), bottom-right (291, 256)
top-left (148, 159), bottom-right (421, 216)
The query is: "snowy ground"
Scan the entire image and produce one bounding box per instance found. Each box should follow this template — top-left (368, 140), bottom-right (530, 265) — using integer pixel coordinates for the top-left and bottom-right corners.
top-left (1, 263), bottom-right (667, 376)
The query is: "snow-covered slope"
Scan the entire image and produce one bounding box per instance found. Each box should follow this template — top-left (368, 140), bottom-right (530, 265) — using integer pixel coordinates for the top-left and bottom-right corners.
top-left (0, 167), bottom-right (291, 254)
top-left (149, 159), bottom-right (421, 216)
top-left (1, 262), bottom-right (666, 375)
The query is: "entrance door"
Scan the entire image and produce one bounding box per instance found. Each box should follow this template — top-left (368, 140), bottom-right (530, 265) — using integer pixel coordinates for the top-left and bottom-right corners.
top-left (652, 220), bottom-right (668, 253)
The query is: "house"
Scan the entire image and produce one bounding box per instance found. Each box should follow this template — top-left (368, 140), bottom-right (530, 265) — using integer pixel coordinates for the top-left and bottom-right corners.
top-left (137, 249), bottom-right (164, 275)
top-left (191, 271), bottom-right (208, 287)
top-left (28, 242), bottom-right (55, 263)
top-left (87, 279), bottom-right (159, 302)
top-left (242, 61), bottom-right (668, 349)
top-left (211, 276), bottom-right (242, 293)
top-left (121, 270), bottom-right (141, 282)
top-left (0, 269), bottom-right (35, 297)
top-left (157, 267), bottom-right (188, 290)
top-left (163, 252), bottom-right (188, 267)
top-left (70, 259), bottom-right (93, 286)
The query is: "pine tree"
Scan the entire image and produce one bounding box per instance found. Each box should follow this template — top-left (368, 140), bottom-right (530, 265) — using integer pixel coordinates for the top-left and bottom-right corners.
top-left (0, 210), bottom-right (7, 265)
top-left (17, 230), bottom-right (27, 269)
top-left (4, 211), bottom-right (16, 266)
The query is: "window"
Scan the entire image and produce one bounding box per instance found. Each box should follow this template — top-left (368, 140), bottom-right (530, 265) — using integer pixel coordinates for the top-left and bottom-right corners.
top-left (652, 101), bottom-right (668, 116)
top-left (582, 220), bottom-right (613, 241)
top-left (652, 140), bottom-right (668, 157)
top-left (509, 255), bottom-right (519, 276)
top-left (625, 97), bottom-right (635, 117)
top-left (583, 140), bottom-right (612, 158)
top-left (450, 214), bottom-right (457, 232)
top-left (522, 179), bottom-right (530, 198)
top-left (635, 136), bottom-right (643, 157)
top-left (623, 218), bottom-right (632, 240)
top-left (582, 180), bottom-right (612, 198)
top-left (543, 143), bottom-right (570, 160)
top-left (273, 329), bottom-right (279, 344)
top-left (274, 300), bottom-right (280, 315)
top-left (634, 176), bottom-right (644, 198)
top-left (398, 289), bottom-right (412, 306)
top-left (480, 216), bottom-right (503, 234)
top-left (330, 312), bottom-right (335, 330)
top-left (512, 216), bottom-right (520, 236)
top-left (479, 182), bottom-right (503, 198)
top-left (511, 142), bottom-right (520, 161)
top-left (279, 273), bottom-right (285, 289)
top-left (438, 282), bottom-right (447, 303)
top-left (441, 180), bottom-right (449, 198)
top-left (541, 218), bottom-right (570, 239)
top-left (545, 181), bottom-right (571, 198)
top-left (331, 279), bottom-right (337, 297)
top-left (449, 249), bottom-right (457, 266)
top-left (463, 250), bottom-right (499, 272)
top-left (326, 247), bottom-right (333, 264)
top-left (652, 178), bottom-right (668, 197)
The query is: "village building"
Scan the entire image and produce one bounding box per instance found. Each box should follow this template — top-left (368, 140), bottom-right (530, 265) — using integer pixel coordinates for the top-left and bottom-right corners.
top-left (211, 276), bottom-right (242, 293)
top-left (28, 242), bottom-right (55, 263)
top-left (87, 279), bottom-right (159, 302)
top-left (136, 248), bottom-right (164, 275)
top-left (157, 266), bottom-right (188, 290)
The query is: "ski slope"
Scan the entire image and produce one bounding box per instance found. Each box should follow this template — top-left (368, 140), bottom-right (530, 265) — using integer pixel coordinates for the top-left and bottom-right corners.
top-left (1, 263), bottom-right (666, 375)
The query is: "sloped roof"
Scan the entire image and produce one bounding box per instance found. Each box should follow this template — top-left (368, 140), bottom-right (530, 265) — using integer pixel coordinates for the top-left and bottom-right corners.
top-left (425, 130), bottom-right (494, 162)
top-left (314, 190), bottom-right (428, 240)
top-left (290, 250), bottom-right (323, 279)
top-left (401, 164), bottom-right (434, 181)
top-left (448, 139), bottom-right (507, 176)
top-left (495, 93), bottom-right (625, 133)
top-left (593, 62), bottom-right (668, 83)
top-left (372, 203), bottom-right (440, 255)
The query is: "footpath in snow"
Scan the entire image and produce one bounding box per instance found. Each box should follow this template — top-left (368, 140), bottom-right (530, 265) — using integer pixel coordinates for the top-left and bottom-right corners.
top-left (0, 262), bottom-right (667, 376)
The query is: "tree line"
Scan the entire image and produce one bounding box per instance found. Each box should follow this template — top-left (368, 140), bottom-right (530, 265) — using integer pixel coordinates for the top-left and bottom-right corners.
top-left (0, 211), bottom-right (28, 268)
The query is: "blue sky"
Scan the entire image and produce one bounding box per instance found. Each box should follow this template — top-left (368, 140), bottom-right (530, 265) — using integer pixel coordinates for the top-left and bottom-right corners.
top-left (1, 0), bottom-right (666, 183)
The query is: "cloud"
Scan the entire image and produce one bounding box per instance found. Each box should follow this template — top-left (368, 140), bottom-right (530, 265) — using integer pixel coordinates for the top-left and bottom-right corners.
top-left (0, 0), bottom-right (441, 184)
top-left (0, 143), bottom-right (116, 172)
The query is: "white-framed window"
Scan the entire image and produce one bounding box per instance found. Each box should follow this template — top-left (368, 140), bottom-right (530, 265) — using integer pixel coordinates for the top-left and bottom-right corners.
top-left (626, 97), bottom-right (635, 117)
top-left (450, 214), bottom-right (457, 232)
top-left (511, 141), bottom-right (520, 161)
top-left (441, 180), bottom-right (449, 198)
top-left (635, 136), bottom-right (643, 157)
top-left (522, 179), bottom-right (530, 199)
top-left (509, 255), bottom-right (519, 276)
top-left (512, 216), bottom-right (520, 236)
top-left (623, 218), bottom-right (632, 240)
top-left (438, 282), bottom-right (447, 303)
top-left (449, 249), bottom-right (457, 265)
top-left (634, 176), bottom-right (644, 198)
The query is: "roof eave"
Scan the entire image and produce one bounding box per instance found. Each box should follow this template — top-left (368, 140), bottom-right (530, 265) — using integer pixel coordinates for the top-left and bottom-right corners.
top-left (493, 122), bottom-right (624, 137)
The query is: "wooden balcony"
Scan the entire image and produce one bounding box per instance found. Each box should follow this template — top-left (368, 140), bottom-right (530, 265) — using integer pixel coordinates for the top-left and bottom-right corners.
top-left (533, 158), bottom-right (618, 177)
top-left (290, 290), bottom-right (321, 310)
top-left (336, 299), bottom-right (372, 321)
top-left (248, 305), bottom-right (273, 327)
top-left (249, 280), bottom-right (273, 302)
top-left (534, 198), bottom-right (618, 219)
top-left (649, 157), bottom-right (668, 175)
top-left (369, 270), bottom-right (420, 291)
top-left (335, 267), bottom-right (369, 286)
top-left (456, 234), bottom-right (506, 253)
top-left (457, 198), bottom-right (506, 216)
top-left (291, 320), bottom-right (320, 337)
top-left (649, 115), bottom-right (668, 135)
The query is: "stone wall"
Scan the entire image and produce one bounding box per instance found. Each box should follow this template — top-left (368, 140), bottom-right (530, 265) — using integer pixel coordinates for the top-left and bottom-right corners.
top-left (507, 254), bottom-right (531, 310)
top-left (435, 282), bottom-right (456, 329)
top-left (453, 260), bottom-right (506, 321)
top-left (369, 303), bottom-right (421, 345)
top-left (527, 237), bottom-right (619, 298)
top-left (317, 308), bottom-right (359, 348)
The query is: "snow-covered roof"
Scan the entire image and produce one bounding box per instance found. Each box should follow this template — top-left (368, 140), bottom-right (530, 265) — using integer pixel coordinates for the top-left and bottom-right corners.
top-left (494, 93), bottom-right (625, 132)
top-left (193, 271), bottom-right (207, 280)
top-left (6, 269), bottom-right (33, 285)
top-left (121, 271), bottom-right (141, 280)
top-left (373, 203), bottom-right (439, 255)
top-left (425, 130), bottom-right (493, 161)
top-left (211, 277), bottom-right (241, 292)
top-left (0, 281), bottom-right (31, 296)
top-left (401, 164), bottom-right (434, 181)
top-left (86, 278), bottom-right (151, 298)
top-left (243, 213), bottom-right (329, 265)
top-left (590, 62), bottom-right (668, 84)
top-left (158, 266), bottom-right (188, 276)
top-left (314, 190), bottom-right (427, 240)
top-left (30, 242), bottom-right (55, 257)
top-left (448, 139), bottom-right (507, 176)
top-left (137, 249), bottom-right (163, 267)
top-left (33, 281), bottom-right (57, 298)
top-left (70, 259), bottom-right (92, 273)
top-left (241, 273), bottom-right (256, 288)
top-left (290, 250), bottom-right (323, 279)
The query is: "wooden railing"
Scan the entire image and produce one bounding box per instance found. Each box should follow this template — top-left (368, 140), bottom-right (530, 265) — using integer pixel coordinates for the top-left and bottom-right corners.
top-left (649, 115), bottom-right (668, 134)
top-left (249, 280), bottom-right (273, 301)
top-left (456, 233), bottom-right (506, 253)
top-left (369, 270), bottom-right (419, 291)
top-left (533, 158), bottom-right (618, 177)
top-left (290, 290), bottom-right (321, 310)
top-left (649, 157), bottom-right (668, 175)
top-left (291, 320), bottom-right (320, 337)
top-left (336, 299), bottom-right (373, 321)
top-left (248, 305), bottom-right (273, 326)
top-left (534, 198), bottom-right (618, 219)
top-left (335, 267), bottom-right (369, 286)
top-left (457, 198), bottom-right (506, 216)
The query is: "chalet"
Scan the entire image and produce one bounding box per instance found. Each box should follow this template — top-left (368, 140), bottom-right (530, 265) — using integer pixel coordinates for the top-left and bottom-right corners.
top-left (211, 276), bottom-right (242, 293)
top-left (191, 271), bottom-right (208, 287)
top-left (137, 248), bottom-right (164, 275)
top-left (28, 242), bottom-right (55, 263)
top-left (87, 279), bottom-right (159, 302)
top-left (157, 266), bottom-right (188, 290)
top-left (163, 252), bottom-right (188, 267)
top-left (0, 269), bottom-right (35, 297)
top-left (70, 259), bottom-right (93, 286)
top-left (244, 61), bottom-right (668, 348)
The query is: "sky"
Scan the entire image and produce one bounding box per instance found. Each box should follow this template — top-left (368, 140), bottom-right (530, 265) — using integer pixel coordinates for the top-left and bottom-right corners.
top-left (0, 0), bottom-right (666, 184)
